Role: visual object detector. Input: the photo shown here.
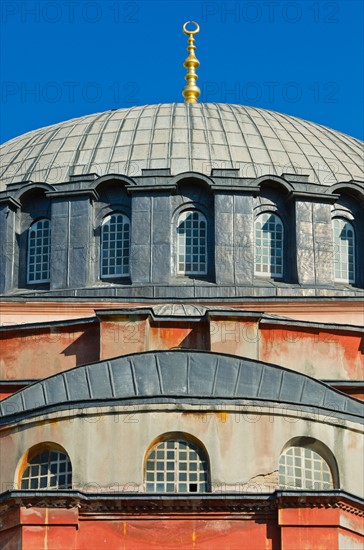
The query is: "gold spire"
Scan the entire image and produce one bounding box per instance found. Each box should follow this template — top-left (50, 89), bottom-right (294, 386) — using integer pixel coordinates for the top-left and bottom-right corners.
top-left (182, 21), bottom-right (200, 103)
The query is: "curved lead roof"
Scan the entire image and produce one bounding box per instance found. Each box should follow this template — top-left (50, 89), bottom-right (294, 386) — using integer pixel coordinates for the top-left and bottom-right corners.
top-left (1, 103), bottom-right (363, 190)
top-left (1, 351), bottom-right (362, 425)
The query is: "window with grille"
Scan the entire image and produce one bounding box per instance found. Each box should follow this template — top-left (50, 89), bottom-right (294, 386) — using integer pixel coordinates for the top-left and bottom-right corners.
top-left (279, 446), bottom-right (333, 490)
top-left (255, 213), bottom-right (283, 278)
top-left (21, 449), bottom-right (72, 490)
top-left (177, 210), bottom-right (207, 275)
top-left (101, 213), bottom-right (130, 278)
top-left (27, 219), bottom-right (50, 283)
top-left (145, 438), bottom-right (209, 493)
top-left (332, 218), bottom-right (355, 283)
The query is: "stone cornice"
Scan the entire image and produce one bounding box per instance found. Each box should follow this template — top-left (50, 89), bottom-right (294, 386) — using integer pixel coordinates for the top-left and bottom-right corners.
top-left (46, 189), bottom-right (99, 201)
top-left (0, 490), bottom-right (362, 517)
top-left (1, 298), bottom-right (363, 328)
top-left (1, 285), bottom-right (364, 301)
top-left (0, 196), bottom-right (21, 210)
top-left (1, 304), bottom-right (362, 334)
top-left (288, 191), bottom-right (340, 203)
top-left (0, 316), bottom-right (96, 333)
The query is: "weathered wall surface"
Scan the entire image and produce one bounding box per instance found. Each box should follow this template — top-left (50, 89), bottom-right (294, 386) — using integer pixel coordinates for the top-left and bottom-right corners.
top-left (1, 406), bottom-right (362, 498)
top-left (99, 316), bottom-right (147, 359)
top-left (0, 323), bottom-right (100, 380)
top-left (2, 503), bottom-right (363, 550)
top-left (1, 317), bottom-right (362, 385)
top-left (259, 325), bottom-right (364, 380)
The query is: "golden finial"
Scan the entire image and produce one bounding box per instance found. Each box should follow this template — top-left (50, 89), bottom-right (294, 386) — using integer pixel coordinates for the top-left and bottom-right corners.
top-left (182, 21), bottom-right (201, 103)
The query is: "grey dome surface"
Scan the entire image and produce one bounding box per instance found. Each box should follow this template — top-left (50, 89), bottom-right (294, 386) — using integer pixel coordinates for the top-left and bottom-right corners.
top-left (1, 103), bottom-right (363, 190)
top-left (1, 350), bottom-right (362, 425)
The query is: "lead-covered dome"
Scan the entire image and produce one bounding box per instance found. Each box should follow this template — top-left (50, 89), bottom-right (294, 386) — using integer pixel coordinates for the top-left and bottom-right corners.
top-left (1, 103), bottom-right (363, 190)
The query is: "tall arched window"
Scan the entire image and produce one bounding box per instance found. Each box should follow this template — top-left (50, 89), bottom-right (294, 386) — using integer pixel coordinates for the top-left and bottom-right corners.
top-left (101, 213), bottom-right (130, 278)
top-left (279, 446), bottom-right (333, 490)
top-left (332, 218), bottom-right (355, 283)
top-left (255, 213), bottom-right (283, 278)
top-left (145, 437), bottom-right (209, 493)
top-left (27, 218), bottom-right (51, 284)
top-left (177, 210), bottom-right (207, 275)
top-left (21, 448), bottom-right (72, 490)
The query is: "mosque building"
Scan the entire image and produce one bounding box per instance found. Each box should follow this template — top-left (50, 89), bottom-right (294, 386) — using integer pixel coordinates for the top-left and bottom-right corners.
top-left (0, 22), bottom-right (363, 550)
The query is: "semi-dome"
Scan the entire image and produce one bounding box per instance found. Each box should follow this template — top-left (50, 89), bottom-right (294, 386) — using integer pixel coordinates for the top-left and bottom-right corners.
top-left (1, 103), bottom-right (363, 190)
top-left (1, 350), bottom-right (363, 425)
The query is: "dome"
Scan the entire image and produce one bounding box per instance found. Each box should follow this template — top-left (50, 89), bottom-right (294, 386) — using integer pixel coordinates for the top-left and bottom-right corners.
top-left (1, 103), bottom-right (363, 190)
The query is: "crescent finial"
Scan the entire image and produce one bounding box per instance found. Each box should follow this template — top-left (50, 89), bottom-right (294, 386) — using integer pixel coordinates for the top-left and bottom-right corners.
top-left (182, 22), bottom-right (201, 103)
top-left (183, 21), bottom-right (200, 36)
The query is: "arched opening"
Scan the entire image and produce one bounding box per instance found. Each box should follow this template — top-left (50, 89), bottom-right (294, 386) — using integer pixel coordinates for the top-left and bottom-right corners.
top-left (18, 189), bottom-right (51, 289)
top-left (279, 437), bottom-right (338, 490)
top-left (101, 212), bottom-right (130, 278)
top-left (254, 212), bottom-right (284, 278)
top-left (177, 209), bottom-right (207, 276)
top-left (332, 218), bottom-right (356, 284)
top-left (18, 443), bottom-right (72, 490)
top-left (27, 218), bottom-right (51, 284)
top-left (144, 432), bottom-right (210, 493)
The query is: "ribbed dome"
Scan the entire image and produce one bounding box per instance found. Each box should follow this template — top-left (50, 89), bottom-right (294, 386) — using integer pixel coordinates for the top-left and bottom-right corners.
top-left (1, 103), bottom-right (363, 190)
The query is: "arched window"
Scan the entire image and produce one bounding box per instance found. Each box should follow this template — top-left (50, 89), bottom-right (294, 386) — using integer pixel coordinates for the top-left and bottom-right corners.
top-left (332, 218), bottom-right (355, 283)
top-left (27, 218), bottom-right (50, 284)
top-left (177, 210), bottom-right (207, 275)
top-left (255, 213), bottom-right (283, 278)
top-left (145, 437), bottom-right (209, 493)
top-left (21, 448), bottom-right (72, 490)
top-left (279, 446), bottom-right (333, 490)
top-left (101, 213), bottom-right (130, 278)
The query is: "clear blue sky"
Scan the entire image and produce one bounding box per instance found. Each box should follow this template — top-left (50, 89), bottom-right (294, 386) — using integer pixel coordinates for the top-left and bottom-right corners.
top-left (1, 0), bottom-right (363, 143)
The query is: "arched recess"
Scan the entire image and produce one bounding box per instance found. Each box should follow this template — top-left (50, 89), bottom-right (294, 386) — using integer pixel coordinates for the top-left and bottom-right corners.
top-left (253, 180), bottom-right (295, 282)
top-left (327, 182), bottom-right (364, 202)
top-left (16, 442), bottom-right (72, 490)
top-left (279, 436), bottom-right (339, 490)
top-left (171, 179), bottom-right (215, 281)
top-left (17, 188), bottom-right (52, 289)
top-left (91, 178), bottom-right (132, 284)
top-left (144, 431), bottom-right (211, 493)
top-left (171, 172), bottom-right (214, 191)
top-left (254, 176), bottom-right (294, 195)
top-left (14, 182), bottom-right (56, 202)
top-left (93, 174), bottom-right (136, 191)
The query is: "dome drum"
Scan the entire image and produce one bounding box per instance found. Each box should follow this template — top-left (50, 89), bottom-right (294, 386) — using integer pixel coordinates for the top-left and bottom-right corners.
top-left (0, 168), bottom-right (363, 296)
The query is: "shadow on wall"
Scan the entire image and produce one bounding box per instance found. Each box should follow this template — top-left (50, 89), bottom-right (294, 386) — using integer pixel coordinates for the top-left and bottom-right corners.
top-left (359, 336), bottom-right (364, 355)
top-left (149, 321), bottom-right (211, 351)
top-left (62, 325), bottom-right (100, 366)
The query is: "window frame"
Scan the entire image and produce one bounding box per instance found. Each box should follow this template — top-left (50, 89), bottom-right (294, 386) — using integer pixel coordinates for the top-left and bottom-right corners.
top-left (254, 211), bottom-right (284, 279)
top-left (279, 445), bottom-right (334, 491)
top-left (26, 218), bottom-right (51, 284)
top-left (332, 217), bottom-right (356, 284)
top-left (144, 436), bottom-right (210, 494)
top-left (19, 446), bottom-right (72, 491)
top-left (176, 209), bottom-right (208, 277)
top-left (100, 212), bottom-right (131, 279)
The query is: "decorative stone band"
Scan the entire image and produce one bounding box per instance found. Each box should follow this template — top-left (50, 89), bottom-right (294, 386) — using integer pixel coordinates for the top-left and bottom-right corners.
top-left (0, 490), bottom-right (363, 517)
